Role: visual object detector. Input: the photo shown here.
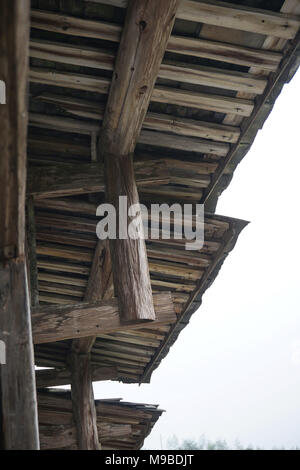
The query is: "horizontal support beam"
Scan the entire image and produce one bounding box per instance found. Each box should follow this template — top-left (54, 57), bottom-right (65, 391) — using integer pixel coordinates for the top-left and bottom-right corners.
top-left (36, 366), bottom-right (118, 388)
top-left (29, 67), bottom-right (254, 116)
top-left (27, 159), bottom-right (171, 199)
top-left (27, 158), bottom-right (218, 199)
top-left (32, 292), bottom-right (176, 344)
top-left (30, 39), bottom-right (267, 94)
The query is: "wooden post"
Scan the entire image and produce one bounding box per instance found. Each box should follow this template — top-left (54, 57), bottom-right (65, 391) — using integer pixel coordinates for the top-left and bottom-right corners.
top-left (100, 0), bottom-right (179, 324)
top-left (70, 350), bottom-right (100, 450)
top-left (26, 197), bottom-right (39, 307)
top-left (0, 1), bottom-right (39, 449)
top-left (70, 241), bottom-right (113, 450)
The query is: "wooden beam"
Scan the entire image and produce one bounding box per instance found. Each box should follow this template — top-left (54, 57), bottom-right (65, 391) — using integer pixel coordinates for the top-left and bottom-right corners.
top-left (36, 365), bottom-right (118, 388)
top-left (177, 0), bottom-right (300, 39)
top-left (29, 67), bottom-right (254, 115)
top-left (32, 292), bottom-right (176, 344)
top-left (100, 0), bottom-right (179, 324)
top-left (39, 423), bottom-right (77, 450)
top-left (39, 422), bottom-right (132, 449)
top-left (70, 351), bottom-right (100, 450)
top-left (26, 197), bottom-right (39, 307)
top-left (30, 39), bottom-right (268, 94)
top-left (73, 241), bottom-right (113, 354)
top-left (139, 130), bottom-right (229, 156)
top-left (32, 2), bottom-right (300, 40)
top-left (30, 9), bottom-right (283, 71)
top-left (167, 35), bottom-right (282, 71)
top-left (27, 160), bottom-right (171, 199)
top-left (0, 0), bottom-right (39, 450)
top-left (29, 107), bottom-right (241, 143)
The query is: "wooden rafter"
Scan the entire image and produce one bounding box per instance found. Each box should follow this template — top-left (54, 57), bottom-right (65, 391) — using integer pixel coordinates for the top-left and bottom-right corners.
top-left (99, 0), bottom-right (179, 324)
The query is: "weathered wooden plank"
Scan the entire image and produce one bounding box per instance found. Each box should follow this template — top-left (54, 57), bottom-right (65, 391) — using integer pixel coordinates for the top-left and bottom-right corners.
top-left (30, 107), bottom-right (240, 143)
top-left (158, 62), bottom-right (267, 95)
top-left (30, 68), bottom-right (110, 93)
top-left (39, 422), bottom-right (132, 449)
top-left (26, 197), bottom-right (39, 307)
top-left (30, 39), bottom-right (267, 94)
top-left (29, 67), bottom-right (254, 115)
top-left (167, 35), bottom-right (282, 71)
top-left (31, 9), bottom-right (283, 71)
top-left (70, 351), bottom-right (100, 450)
top-left (100, 0), bottom-right (179, 324)
top-left (151, 86), bottom-right (254, 116)
top-left (0, 261), bottom-right (39, 449)
top-left (62, 0), bottom-right (300, 38)
top-left (39, 423), bottom-right (77, 450)
top-left (32, 292), bottom-right (176, 344)
top-left (139, 130), bottom-right (229, 156)
top-left (28, 160), bottom-right (171, 199)
top-left (73, 241), bottom-right (113, 354)
top-left (0, 0), bottom-right (39, 450)
top-left (177, 0), bottom-right (300, 39)
top-left (36, 366), bottom-right (118, 388)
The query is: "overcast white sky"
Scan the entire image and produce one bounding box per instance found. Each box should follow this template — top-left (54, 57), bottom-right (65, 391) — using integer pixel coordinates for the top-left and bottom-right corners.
top-left (94, 68), bottom-right (300, 450)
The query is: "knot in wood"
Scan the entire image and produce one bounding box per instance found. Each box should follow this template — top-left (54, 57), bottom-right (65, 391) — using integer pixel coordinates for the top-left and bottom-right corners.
top-left (139, 85), bottom-right (147, 95)
top-left (139, 20), bottom-right (147, 31)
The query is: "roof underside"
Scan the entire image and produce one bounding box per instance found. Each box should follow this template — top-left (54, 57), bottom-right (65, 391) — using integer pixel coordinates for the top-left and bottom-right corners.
top-left (38, 389), bottom-right (163, 449)
top-left (29, 0), bottom-right (300, 382)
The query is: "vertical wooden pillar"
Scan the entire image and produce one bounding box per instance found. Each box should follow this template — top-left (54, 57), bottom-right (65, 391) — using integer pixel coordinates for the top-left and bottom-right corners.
top-left (70, 351), bottom-right (100, 450)
top-left (70, 241), bottom-right (113, 450)
top-left (26, 197), bottom-right (39, 307)
top-left (0, 0), bottom-right (39, 449)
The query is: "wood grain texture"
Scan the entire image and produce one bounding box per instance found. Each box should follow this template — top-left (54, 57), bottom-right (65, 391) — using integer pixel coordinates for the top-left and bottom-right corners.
top-left (81, 0), bottom-right (300, 39)
top-left (28, 160), bottom-right (171, 199)
top-left (26, 197), bottom-right (39, 307)
top-left (73, 241), bottom-right (113, 354)
top-left (100, 0), bottom-right (179, 323)
top-left (0, 0), bottom-right (39, 450)
top-left (30, 9), bottom-right (283, 71)
top-left (30, 39), bottom-right (267, 94)
top-left (70, 352), bottom-right (100, 450)
top-left (36, 366), bottom-right (118, 388)
top-left (29, 109), bottom-right (240, 143)
top-left (29, 67), bottom-right (254, 115)
top-left (0, 2), bottom-right (29, 260)
top-left (39, 423), bottom-right (76, 450)
top-left (32, 292), bottom-right (176, 344)
top-left (0, 259), bottom-right (39, 449)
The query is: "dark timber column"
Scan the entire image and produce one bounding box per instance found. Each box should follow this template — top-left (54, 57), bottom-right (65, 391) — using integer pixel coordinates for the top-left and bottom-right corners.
top-left (70, 350), bottom-right (100, 450)
top-left (70, 241), bottom-right (113, 450)
top-left (100, 0), bottom-right (179, 324)
top-left (0, 0), bottom-right (40, 449)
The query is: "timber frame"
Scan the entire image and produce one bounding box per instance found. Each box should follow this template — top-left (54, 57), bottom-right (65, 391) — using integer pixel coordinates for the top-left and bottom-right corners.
top-left (0, 0), bottom-right (299, 450)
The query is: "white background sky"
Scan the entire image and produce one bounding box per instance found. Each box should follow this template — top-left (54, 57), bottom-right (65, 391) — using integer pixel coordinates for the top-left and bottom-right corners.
top-left (94, 68), bottom-right (300, 450)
